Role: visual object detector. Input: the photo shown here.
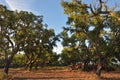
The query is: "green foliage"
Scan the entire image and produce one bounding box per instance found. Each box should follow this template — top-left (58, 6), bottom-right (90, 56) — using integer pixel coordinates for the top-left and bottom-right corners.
top-left (61, 47), bottom-right (81, 65)
top-left (0, 57), bottom-right (4, 68)
top-left (61, 0), bottom-right (120, 73)
top-left (0, 4), bottom-right (60, 73)
top-left (11, 54), bottom-right (26, 68)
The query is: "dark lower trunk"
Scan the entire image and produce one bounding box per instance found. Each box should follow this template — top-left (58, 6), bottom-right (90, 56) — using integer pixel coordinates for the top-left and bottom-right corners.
top-left (25, 63), bottom-right (28, 69)
top-left (4, 60), bottom-right (10, 74)
top-left (82, 61), bottom-right (88, 71)
top-left (25, 61), bottom-right (30, 69)
top-left (26, 60), bottom-right (36, 71)
top-left (4, 54), bottom-right (14, 74)
top-left (96, 66), bottom-right (102, 76)
top-left (83, 62), bottom-right (86, 71)
top-left (29, 64), bottom-right (32, 71)
top-left (28, 62), bottom-right (34, 71)
top-left (96, 57), bottom-right (102, 77)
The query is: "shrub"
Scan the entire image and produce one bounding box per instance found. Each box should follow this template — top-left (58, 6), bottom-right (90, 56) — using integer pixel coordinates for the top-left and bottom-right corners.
top-left (0, 72), bottom-right (7, 80)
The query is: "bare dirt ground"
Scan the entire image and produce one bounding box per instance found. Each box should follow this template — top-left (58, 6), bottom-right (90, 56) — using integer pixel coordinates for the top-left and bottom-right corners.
top-left (1, 67), bottom-right (120, 80)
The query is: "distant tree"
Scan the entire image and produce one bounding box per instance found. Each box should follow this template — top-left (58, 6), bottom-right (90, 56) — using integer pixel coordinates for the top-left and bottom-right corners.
top-left (60, 31), bottom-right (81, 66)
top-left (24, 27), bottom-right (59, 70)
top-left (11, 54), bottom-right (25, 68)
top-left (60, 28), bottom-right (92, 71)
top-left (48, 53), bottom-right (60, 66)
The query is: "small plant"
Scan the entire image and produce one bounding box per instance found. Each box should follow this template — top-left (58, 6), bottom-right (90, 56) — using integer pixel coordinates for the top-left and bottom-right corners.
top-left (0, 72), bottom-right (7, 80)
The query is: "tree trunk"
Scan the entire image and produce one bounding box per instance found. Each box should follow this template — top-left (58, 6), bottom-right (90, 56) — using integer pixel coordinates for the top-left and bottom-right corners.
top-left (82, 59), bottom-right (88, 71)
top-left (4, 60), bottom-right (10, 74)
top-left (83, 61), bottom-right (86, 71)
top-left (27, 61), bottom-right (34, 71)
top-left (96, 57), bottom-right (102, 77)
top-left (4, 53), bottom-right (15, 74)
top-left (25, 63), bottom-right (29, 69)
top-left (28, 63), bottom-right (33, 71)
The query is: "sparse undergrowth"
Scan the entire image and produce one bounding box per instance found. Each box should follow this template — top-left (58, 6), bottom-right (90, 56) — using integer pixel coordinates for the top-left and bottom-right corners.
top-left (0, 72), bottom-right (7, 80)
top-left (0, 67), bottom-right (119, 80)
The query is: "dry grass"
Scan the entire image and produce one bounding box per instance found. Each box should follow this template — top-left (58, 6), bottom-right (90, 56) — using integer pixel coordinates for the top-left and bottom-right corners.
top-left (0, 67), bottom-right (120, 80)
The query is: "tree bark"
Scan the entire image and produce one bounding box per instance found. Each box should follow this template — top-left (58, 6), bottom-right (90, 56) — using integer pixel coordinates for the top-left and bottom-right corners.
top-left (4, 60), bottom-right (10, 74)
top-left (96, 57), bottom-right (102, 77)
top-left (4, 53), bottom-right (15, 74)
top-left (27, 59), bottom-right (36, 71)
top-left (83, 61), bottom-right (86, 71)
top-left (28, 62), bottom-right (33, 71)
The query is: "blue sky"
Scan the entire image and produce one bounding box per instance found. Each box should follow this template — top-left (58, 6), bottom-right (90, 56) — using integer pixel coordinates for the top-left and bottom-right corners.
top-left (0, 0), bottom-right (68, 34)
top-left (0, 0), bottom-right (68, 53)
top-left (0, 0), bottom-right (120, 53)
top-left (0, 0), bottom-right (119, 33)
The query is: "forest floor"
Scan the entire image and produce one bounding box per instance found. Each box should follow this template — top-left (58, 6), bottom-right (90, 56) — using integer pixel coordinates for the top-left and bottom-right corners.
top-left (0, 67), bottom-right (120, 80)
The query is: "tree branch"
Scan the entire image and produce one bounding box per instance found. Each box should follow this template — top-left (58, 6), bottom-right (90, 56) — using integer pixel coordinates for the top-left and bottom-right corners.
top-left (6, 35), bottom-right (14, 50)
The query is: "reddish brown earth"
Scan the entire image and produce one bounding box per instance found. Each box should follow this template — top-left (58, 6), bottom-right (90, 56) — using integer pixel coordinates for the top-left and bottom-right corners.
top-left (1, 67), bottom-right (120, 80)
